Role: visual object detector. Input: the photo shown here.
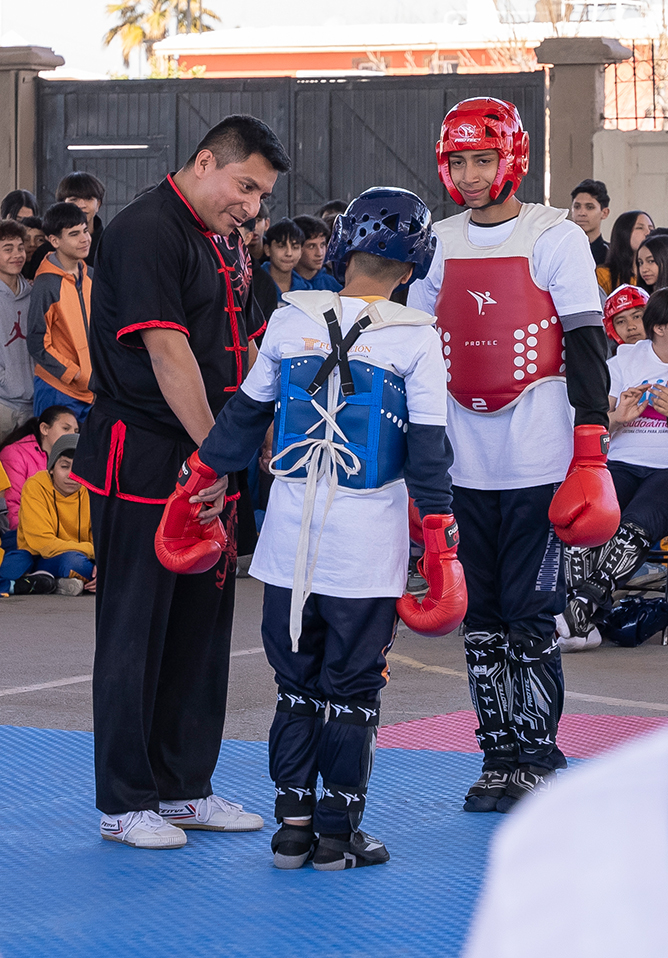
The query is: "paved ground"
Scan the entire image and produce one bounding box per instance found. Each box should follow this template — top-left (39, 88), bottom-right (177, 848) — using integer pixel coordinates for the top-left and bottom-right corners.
top-left (2, 574), bottom-right (667, 735)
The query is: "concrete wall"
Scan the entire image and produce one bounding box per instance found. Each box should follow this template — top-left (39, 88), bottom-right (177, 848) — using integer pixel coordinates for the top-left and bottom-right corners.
top-left (594, 128), bottom-right (668, 236)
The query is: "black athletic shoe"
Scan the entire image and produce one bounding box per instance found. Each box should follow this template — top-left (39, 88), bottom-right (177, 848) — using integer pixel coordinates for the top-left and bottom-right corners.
top-left (496, 765), bottom-right (556, 814)
top-left (463, 769), bottom-right (512, 813)
top-left (13, 572), bottom-right (56, 596)
top-left (271, 824), bottom-right (317, 870)
top-left (312, 829), bottom-right (390, 871)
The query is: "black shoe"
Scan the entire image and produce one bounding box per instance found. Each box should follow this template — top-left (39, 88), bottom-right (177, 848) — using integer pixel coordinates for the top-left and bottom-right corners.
top-left (406, 557), bottom-right (428, 596)
top-left (496, 765), bottom-right (556, 814)
top-left (463, 769), bottom-right (512, 813)
top-left (312, 829), bottom-right (390, 871)
top-left (13, 572), bottom-right (56, 595)
top-left (271, 824), bottom-right (317, 870)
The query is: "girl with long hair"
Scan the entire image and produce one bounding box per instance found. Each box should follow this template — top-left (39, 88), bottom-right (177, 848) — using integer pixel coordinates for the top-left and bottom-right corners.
top-left (596, 210), bottom-right (654, 295)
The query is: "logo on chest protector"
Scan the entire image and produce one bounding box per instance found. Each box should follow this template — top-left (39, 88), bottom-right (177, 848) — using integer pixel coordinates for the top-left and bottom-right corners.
top-left (467, 290), bottom-right (497, 315)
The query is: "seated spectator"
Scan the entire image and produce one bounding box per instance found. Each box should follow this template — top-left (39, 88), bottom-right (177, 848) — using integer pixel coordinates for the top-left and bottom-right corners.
top-left (293, 215), bottom-right (342, 291)
top-left (597, 210), bottom-right (654, 295)
top-left (315, 199), bottom-right (347, 234)
top-left (20, 216), bottom-right (46, 281)
top-left (0, 460), bottom-right (57, 596)
top-left (239, 216), bottom-right (278, 326)
top-left (0, 405), bottom-right (78, 532)
top-left (570, 178), bottom-right (610, 266)
top-left (603, 285), bottom-right (648, 350)
top-left (262, 218), bottom-right (311, 298)
top-left (557, 287), bottom-right (668, 651)
top-left (17, 433), bottom-right (95, 596)
top-left (27, 203), bottom-right (93, 422)
top-left (56, 171), bottom-right (105, 268)
top-left (247, 200), bottom-right (270, 262)
top-left (1, 189), bottom-right (38, 221)
top-left (637, 234), bottom-right (668, 294)
top-left (0, 220), bottom-right (33, 442)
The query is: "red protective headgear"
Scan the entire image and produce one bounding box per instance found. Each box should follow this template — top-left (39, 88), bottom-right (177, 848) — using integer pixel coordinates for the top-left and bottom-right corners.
top-left (436, 97), bottom-right (530, 207)
top-left (603, 284), bottom-right (649, 343)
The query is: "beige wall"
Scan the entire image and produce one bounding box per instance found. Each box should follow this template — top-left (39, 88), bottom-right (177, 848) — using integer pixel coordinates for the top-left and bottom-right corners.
top-left (593, 128), bottom-right (668, 238)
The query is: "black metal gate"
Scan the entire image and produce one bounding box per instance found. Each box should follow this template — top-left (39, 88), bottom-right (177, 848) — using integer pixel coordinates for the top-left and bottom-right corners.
top-left (36, 72), bottom-right (545, 226)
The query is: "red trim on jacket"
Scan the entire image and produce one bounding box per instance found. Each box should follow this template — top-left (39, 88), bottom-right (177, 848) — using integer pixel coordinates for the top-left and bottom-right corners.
top-left (248, 320), bottom-right (267, 341)
top-left (117, 320), bottom-right (190, 348)
top-left (73, 420), bottom-right (169, 504)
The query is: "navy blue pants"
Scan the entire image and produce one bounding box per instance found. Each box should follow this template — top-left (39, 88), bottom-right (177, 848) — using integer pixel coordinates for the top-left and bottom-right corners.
top-left (262, 585), bottom-right (397, 833)
top-left (609, 460), bottom-right (668, 542)
top-left (452, 484), bottom-right (567, 772)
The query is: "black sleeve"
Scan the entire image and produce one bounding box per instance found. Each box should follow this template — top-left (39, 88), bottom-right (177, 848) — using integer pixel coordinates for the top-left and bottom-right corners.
top-left (564, 325), bottom-right (610, 428)
top-left (198, 387), bottom-right (274, 475)
top-left (403, 422), bottom-right (454, 518)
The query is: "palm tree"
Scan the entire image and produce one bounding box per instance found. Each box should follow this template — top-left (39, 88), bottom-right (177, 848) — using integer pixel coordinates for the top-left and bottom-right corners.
top-left (104, 0), bottom-right (219, 70)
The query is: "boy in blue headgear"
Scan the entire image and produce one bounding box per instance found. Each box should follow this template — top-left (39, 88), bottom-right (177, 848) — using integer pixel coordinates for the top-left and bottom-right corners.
top-left (157, 188), bottom-right (466, 870)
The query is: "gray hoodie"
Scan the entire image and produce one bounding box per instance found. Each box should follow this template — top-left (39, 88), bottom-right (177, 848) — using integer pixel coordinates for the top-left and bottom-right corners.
top-left (0, 275), bottom-right (33, 408)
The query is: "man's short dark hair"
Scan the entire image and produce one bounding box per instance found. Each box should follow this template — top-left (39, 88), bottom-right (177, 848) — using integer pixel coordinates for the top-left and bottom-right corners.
top-left (42, 202), bottom-right (88, 238)
top-left (265, 218), bottom-right (304, 247)
top-left (293, 215), bottom-right (330, 242)
top-left (643, 287), bottom-right (668, 339)
top-left (186, 115), bottom-right (291, 174)
top-left (0, 218), bottom-right (27, 243)
top-left (56, 171), bottom-right (106, 204)
top-left (570, 179), bottom-right (610, 209)
top-left (316, 199), bottom-right (347, 218)
top-left (20, 215), bottom-right (42, 231)
top-left (348, 251), bottom-right (409, 283)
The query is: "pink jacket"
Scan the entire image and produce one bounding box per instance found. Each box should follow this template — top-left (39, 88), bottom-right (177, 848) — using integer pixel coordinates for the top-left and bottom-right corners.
top-left (0, 434), bottom-right (47, 530)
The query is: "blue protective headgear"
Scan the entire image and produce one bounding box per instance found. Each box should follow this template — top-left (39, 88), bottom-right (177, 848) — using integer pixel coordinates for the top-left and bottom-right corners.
top-left (600, 596), bottom-right (668, 647)
top-left (326, 187), bottom-right (437, 286)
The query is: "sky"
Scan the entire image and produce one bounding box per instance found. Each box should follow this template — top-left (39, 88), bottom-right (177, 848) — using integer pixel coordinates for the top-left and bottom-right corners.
top-left (0, 0), bottom-right (453, 78)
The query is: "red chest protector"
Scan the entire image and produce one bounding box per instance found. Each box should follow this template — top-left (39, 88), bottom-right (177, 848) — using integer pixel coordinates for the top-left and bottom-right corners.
top-left (434, 204), bottom-right (567, 414)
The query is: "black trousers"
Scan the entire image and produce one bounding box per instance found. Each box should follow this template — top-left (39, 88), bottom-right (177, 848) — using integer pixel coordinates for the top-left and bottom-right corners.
top-left (261, 585), bottom-right (397, 833)
top-left (90, 491), bottom-right (238, 814)
top-left (609, 460), bottom-right (668, 542)
top-left (453, 484), bottom-right (567, 771)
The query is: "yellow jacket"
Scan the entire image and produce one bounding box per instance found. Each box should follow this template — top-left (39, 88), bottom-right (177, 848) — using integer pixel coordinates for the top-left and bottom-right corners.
top-left (18, 470), bottom-right (94, 559)
top-left (0, 463), bottom-right (9, 566)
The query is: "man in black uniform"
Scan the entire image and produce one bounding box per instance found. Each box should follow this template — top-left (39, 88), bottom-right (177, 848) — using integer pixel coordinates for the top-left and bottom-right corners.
top-left (72, 115), bottom-right (291, 849)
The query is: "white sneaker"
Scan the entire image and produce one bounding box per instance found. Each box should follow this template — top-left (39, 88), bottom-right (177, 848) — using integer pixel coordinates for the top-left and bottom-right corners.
top-left (100, 809), bottom-right (187, 848)
top-left (582, 626), bottom-right (602, 650)
top-left (56, 577), bottom-right (84, 596)
top-left (159, 794), bottom-right (264, 831)
top-left (556, 616), bottom-right (602, 653)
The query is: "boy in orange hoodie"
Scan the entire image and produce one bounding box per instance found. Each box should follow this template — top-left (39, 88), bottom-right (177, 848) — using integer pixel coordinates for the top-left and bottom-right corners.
top-left (27, 203), bottom-right (94, 423)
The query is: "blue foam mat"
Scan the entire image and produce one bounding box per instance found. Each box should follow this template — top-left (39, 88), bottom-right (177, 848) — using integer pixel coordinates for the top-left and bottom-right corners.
top-left (0, 726), bottom-right (501, 958)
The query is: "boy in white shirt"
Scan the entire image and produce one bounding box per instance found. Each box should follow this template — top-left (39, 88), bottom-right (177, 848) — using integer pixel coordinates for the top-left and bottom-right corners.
top-left (558, 287), bottom-right (668, 649)
top-left (408, 97), bottom-right (618, 812)
top-left (157, 188), bottom-right (467, 870)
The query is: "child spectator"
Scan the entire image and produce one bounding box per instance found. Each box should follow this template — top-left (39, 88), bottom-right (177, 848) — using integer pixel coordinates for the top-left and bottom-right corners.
top-left (0, 219), bottom-right (34, 442)
top-left (262, 218), bottom-right (312, 298)
top-left (637, 234), bottom-right (668, 294)
top-left (247, 200), bottom-right (270, 261)
top-left (18, 432), bottom-right (95, 596)
top-left (20, 216), bottom-right (46, 281)
top-left (27, 203), bottom-right (93, 422)
top-left (570, 179), bottom-right (610, 266)
top-left (315, 199), bottom-right (347, 234)
top-left (603, 285), bottom-right (649, 349)
top-left (597, 210), bottom-right (654, 295)
top-left (239, 216), bottom-right (278, 324)
top-left (56, 171), bottom-right (105, 268)
top-left (1, 190), bottom-right (38, 221)
top-left (293, 215), bottom-right (342, 291)
top-left (557, 287), bottom-right (668, 651)
top-left (0, 460), bottom-right (57, 595)
top-left (0, 405), bottom-right (78, 531)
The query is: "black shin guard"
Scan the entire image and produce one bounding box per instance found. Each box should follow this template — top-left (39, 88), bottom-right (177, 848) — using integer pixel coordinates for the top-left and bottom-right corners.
top-left (507, 630), bottom-right (566, 769)
top-left (464, 631), bottom-right (515, 762)
top-left (271, 687), bottom-right (326, 822)
top-left (315, 697), bottom-right (380, 834)
top-left (578, 521), bottom-right (652, 607)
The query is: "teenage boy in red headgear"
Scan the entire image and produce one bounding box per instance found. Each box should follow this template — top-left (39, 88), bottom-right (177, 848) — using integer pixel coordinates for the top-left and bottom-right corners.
top-left (409, 97), bottom-right (619, 812)
top-left (603, 284), bottom-right (649, 347)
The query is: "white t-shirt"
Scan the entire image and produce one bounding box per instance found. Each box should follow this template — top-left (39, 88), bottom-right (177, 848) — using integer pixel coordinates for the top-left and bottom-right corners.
top-left (607, 339), bottom-right (668, 468)
top-left (464, 729), bottom-right (668, 958)
top-left (408, 210), bottom-right (602, 490)
top-left (241, 295), bottom-right (447, 598)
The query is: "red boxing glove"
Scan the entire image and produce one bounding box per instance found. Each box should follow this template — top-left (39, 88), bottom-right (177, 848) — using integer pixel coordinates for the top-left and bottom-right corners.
top-left (548, 424), bottom-right (621, 548)
top-left (408, 497), bottom-right (424, 545)
top-left (155, 451), bottom-right (227, 575)
top-left (397, 513), bottom-right (468, 638)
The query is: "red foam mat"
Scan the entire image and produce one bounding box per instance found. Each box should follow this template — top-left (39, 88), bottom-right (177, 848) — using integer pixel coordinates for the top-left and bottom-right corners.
top-left (377, 710), bottom-right (668, 758)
